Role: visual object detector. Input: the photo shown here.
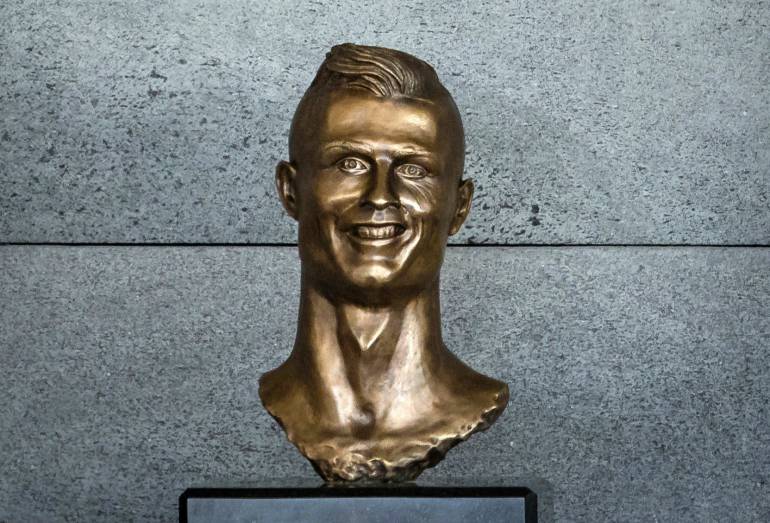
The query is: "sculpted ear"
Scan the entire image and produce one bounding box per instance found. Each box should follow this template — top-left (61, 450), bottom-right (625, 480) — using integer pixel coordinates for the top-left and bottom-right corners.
top-left (449, 178), bottom-right (474, 236)
top-left (275, 160), bottom-right (299, 220)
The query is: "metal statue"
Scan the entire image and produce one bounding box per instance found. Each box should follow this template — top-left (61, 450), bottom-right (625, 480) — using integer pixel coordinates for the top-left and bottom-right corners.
top-left (259, 43), bottom-right (509, 482)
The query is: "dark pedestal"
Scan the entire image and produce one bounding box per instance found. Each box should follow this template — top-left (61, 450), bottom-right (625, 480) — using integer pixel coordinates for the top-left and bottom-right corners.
top-left (180, 484), bottom-right (537, 523)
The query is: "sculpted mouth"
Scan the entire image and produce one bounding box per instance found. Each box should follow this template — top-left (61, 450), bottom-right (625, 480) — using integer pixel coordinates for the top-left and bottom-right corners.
top-left (351, 224), bottom-right (406, 240)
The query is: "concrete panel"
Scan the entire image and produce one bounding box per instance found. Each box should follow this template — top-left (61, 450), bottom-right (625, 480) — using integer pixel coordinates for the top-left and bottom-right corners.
top-left (1, 245), bottom-right (768, 521)
top-left (1, 1), bottom-right (768, 244)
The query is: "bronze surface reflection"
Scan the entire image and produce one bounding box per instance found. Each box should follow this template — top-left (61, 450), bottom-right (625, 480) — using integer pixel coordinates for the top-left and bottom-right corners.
top-left (259, 43), bottom-right (508, 482)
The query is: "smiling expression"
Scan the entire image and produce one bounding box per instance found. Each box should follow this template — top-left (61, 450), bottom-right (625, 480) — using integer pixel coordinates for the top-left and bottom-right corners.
top-left (277, 89), bottom-right (472, 303)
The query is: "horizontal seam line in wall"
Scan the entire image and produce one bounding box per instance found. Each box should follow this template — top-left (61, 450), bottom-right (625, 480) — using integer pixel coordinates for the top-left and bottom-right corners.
top-left (2, 243), bottom-right (769, 248)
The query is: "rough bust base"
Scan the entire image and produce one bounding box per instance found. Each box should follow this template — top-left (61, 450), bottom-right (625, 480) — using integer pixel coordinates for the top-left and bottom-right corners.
top-left (308, 403), bottom-right (506, 482)
top-left (263, 385), bottom-right (509, 482)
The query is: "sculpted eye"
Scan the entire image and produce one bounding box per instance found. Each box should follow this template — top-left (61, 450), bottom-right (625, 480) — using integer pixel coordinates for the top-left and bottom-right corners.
top-left (337, 157), bottom-right (369, 175)
top-left (395, 163), bottom-right (428, 179)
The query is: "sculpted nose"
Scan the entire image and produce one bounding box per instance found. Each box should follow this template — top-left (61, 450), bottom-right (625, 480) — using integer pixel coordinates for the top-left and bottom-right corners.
top-left (362, 161), bottom-right (399, 209)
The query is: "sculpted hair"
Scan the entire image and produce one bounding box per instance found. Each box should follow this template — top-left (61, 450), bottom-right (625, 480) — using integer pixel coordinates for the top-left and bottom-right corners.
top-left (289, 43), bottom-right (462, 162)
top-left (310, 43), bottom-right (448, 99)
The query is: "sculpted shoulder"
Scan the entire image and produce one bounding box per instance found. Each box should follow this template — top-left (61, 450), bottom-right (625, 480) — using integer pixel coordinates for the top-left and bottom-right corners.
top-left (258, 360), bottom-right (306, 430)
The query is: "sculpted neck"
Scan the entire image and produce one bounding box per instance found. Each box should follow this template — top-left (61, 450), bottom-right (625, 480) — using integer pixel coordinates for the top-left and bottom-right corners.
top-left (294, 274), bottom-right (444, 358)
top-left (290, 274), bottom-right (446, 429)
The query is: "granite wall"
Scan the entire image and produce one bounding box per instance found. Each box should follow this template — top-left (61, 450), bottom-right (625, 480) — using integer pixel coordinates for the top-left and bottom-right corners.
top-left (1, 1), bottom-right (768, 522)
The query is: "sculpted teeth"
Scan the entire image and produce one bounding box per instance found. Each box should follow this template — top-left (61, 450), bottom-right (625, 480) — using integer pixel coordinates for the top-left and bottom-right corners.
top-left (355, 225), bottom-right (404, 239)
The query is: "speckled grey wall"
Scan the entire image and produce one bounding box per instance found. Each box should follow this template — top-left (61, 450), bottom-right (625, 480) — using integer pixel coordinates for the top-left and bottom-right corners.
top-left (1, 247), bottom-right (769, 522)
top-left (1, 0), bottom-right (768, 244)
top-left (2, 1), bottom-right (770, 522)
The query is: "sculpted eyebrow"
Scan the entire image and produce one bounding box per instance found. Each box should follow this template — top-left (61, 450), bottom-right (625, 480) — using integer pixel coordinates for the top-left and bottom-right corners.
top-left (394, 147), bottom-right (432, 157)
top-left (323, 142), bottom-right (432, 158)
top-left (323, 141), bottom-right (374, 154)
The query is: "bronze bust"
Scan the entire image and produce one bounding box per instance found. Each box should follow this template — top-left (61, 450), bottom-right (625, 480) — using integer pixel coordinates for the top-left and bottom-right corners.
top-left (259, 43), bottom-right (508, 482)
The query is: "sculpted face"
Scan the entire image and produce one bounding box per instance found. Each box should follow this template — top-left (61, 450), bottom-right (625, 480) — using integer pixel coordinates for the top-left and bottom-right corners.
top-left (277, 90), bottom-right (473, 302)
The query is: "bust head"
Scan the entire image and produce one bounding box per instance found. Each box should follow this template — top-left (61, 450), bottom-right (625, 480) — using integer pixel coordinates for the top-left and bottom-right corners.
top-left (275, 43), bottom-right (473, 305)
top-left (262, 44), bottom-right (507, 482)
